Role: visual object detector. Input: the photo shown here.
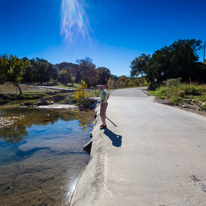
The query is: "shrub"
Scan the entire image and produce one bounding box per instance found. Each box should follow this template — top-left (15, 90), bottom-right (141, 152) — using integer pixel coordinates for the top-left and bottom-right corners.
top-left (163, 78), bottom-right (181, 87)
top-left (74, 80), bottom-right (88, 104)
top-left (184, 85), bottom-right (201, 95)
top-left (0, 99), bottom-right (6, 104)
top-left (178, 90), bottom-right (185, 97)
top-left (157, 87), bottom-right (167, 94)
top-left (3, 95), bottom-right (10, 100)
top-left (169, 95), bottom-right (183, 105)
top-left (134, 79), bottom-right (140, 86)
top-left (19, 94), bottom-right (26, 99)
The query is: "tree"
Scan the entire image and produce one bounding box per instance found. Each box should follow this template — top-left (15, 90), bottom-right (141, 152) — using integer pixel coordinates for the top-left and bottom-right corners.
top-left (118, 76), bottom-right (126, 83)
top-left (31, 58), bottom-right (50, 84)
top-left (130, 53), bottom-right (150, 77)
top-left (134, 78), bottom-right (140, 86)
top-left (76, 57), bottom-right (97, 87)
top-left (97, 67), bottom-right (111, 85)
top-left (48, 63), bottom-right (58, 80)
top-left (107, 78), bottom-right (115, 88)
top-left (0, 57), bottom-right (8, 84)
top-left (59, 69), bottom-right (72, 84)
top-left (22, 58), bottom-right (34, 83)
top-left (115, 76), bottom-right (126, 88)
top-left (131, 39), bottom-right (204, 85)
top-left (0, 54), bottom-right (30, 95)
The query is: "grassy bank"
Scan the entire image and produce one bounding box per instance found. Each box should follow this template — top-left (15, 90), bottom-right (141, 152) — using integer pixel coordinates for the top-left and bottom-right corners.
top-left (0, 83), bottom-right (105, 106)
top-left (149, 79), bottom-right (206, 109)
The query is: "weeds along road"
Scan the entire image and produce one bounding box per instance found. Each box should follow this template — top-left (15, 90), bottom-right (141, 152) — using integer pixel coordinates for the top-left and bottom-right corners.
top-left (71, 87), bottom-right (206, 206)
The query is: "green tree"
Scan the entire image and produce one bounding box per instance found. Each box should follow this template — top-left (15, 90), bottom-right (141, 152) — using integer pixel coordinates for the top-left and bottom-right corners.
top-left (131, 39), bottom-right (204, 85)
top-left (134, 78), bottom-right (140, 86)
top-left (30, 58), bottom-right (51, 84)
top-left (107, 78), bottom-right (115, 88)
top-left (0, 57), bottom-right (8, 84)
top-left (76, 57), bottom-right (97, 87)
top-left (59, 69), bottom-right (72, 84)
top-left (148, 39), bottom-right (203, 83)
top-left (0, 54), bottom-right (30, 95)
top-left (130, 53), bottom-right (150, 77)
top-left (48, 63), bottom-right (58, 80)
top-left (97, 67), bottom-right (111, 85)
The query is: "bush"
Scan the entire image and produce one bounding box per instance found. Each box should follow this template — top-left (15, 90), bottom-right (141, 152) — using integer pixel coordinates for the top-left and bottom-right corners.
top-left (178, 90), bottom-right (185, 97)
top-left (0, 99), bottom-right (7, 104)
top-left (19, 94), bottom-right (26, 99)
top-left (169, 95), bottom-right (183, 105)
top-left (184, 85), bottom-right (201, 95)
top-left (74, 80), bottom-right (88, 104)
top-left (163, 78), bottom-right (181, 87)
top-left (3, 95), bottom-right (10, 100)
top-left (157, 87), bottom-right (167, 94)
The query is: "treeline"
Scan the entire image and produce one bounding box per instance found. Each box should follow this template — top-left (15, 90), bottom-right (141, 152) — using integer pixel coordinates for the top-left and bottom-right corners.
top-left (22, 57), bottom-right (116, 87)
top-left (0, 54), bottom-right (119, 94)
top-left (130, 39), bottom-right (206, 89)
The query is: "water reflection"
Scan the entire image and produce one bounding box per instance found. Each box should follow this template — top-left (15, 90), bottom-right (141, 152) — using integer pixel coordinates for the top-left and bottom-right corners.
top-left (0, 106), bottom-right (94, 206)
top-left (0, 107), bottom-right (94, 144)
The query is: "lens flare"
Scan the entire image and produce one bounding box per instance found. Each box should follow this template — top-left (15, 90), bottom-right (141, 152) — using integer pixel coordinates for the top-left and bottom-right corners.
top-left (60, 0), bottom-right (90, 41)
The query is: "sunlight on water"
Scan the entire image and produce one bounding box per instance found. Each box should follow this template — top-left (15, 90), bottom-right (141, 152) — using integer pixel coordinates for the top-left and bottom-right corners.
top-left (0, 106), bottom-right (94, 205)
top-left (60, 0), bottom-right (91, 41)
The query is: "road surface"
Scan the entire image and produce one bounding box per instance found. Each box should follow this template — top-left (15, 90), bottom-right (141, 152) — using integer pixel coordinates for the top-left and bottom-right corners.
top-left (70, 87), bottom-right (206, 206)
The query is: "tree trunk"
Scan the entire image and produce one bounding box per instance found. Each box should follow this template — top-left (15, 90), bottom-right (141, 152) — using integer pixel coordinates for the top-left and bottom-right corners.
top-left (17, 83), bottom-right (22, 96)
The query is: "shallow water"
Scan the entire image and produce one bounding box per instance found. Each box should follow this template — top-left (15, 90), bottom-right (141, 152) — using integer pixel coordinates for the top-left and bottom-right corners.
top-left (0, 106), bottom-right (94, 206)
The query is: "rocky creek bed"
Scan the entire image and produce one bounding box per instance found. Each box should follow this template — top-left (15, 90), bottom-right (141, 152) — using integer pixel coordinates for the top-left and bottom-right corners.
top-left (0, 106), bottom-right (95, 206)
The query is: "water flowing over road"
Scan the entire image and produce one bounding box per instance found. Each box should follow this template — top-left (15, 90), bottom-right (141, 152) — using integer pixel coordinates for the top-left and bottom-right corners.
top-left (71, 87), bottom-right (206, 206)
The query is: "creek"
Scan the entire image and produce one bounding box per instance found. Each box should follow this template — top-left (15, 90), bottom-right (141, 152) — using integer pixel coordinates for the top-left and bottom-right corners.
top-left (0, 105), bottom-right (94, 206)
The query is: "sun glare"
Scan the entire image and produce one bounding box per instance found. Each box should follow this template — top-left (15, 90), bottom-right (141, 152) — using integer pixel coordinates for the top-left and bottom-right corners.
top-left (60, 0), bottom-right (90, 42)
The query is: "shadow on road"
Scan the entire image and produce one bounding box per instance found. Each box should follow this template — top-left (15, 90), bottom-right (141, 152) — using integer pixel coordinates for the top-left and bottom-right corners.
top-left (104, 128), bottom-right (122, 147)
top-left (106, 117), bottom-right (117, 127)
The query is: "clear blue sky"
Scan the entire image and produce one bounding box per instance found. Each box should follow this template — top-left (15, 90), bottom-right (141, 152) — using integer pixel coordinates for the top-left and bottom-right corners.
top-left (0, 0), bottom-right (205, 77)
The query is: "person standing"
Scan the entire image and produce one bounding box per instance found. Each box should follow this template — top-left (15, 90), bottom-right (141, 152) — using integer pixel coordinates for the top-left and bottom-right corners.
top-left (99, 85), bottom-right (109, 129)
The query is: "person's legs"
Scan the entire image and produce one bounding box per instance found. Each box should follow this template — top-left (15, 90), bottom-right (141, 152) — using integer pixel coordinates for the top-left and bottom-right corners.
top-left (100, 103), bottom-right (108, 129)
top-left (101, 115), bottom-right (106, 124)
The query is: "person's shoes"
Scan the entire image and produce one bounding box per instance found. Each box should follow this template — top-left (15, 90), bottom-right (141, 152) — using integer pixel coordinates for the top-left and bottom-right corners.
top-left (100, 125), bottom-right (107, 130)
top-left (100, 124), bottom-right (103, 128)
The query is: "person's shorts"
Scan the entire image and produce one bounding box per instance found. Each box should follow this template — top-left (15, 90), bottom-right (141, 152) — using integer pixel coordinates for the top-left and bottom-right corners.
top-left (100, 102), bottom-right (108, 116)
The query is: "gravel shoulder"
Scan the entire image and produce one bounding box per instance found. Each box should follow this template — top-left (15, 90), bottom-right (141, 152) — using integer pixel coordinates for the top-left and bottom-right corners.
top-left (154, 97), bottom-right (206, 117)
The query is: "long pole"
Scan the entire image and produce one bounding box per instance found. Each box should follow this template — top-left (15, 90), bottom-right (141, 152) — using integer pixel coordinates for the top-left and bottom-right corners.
top-left (204, 42), bottom-right (205, 62)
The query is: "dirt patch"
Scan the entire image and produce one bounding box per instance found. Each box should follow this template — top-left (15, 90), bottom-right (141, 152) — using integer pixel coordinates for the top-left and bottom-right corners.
top-left (0, 84), bottom-right (54, 95)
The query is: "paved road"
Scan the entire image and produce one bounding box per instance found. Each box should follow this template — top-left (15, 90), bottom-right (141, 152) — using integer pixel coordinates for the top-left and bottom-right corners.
top-left (71, 87), bottom-right (206, 206)
top-left (110, 87), bottom-right (148, 97)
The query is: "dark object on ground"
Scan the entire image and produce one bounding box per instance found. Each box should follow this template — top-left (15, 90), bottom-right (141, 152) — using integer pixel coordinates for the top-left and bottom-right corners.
top-left (37, 98), bottom-right (49, 106)
top-left (100, 125), bottom-right (107, 130)
top-left (83, 140), bottom-right (92, 155)
top-left (83, 98), bottom-right (97, 108)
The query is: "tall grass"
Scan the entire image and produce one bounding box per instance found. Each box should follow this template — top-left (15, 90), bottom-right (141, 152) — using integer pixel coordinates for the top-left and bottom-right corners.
top-left (153, 78), bottom-right (206, 105)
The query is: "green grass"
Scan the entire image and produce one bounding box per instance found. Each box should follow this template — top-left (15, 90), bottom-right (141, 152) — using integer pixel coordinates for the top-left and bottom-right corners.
top-left (90, 89), bottom-right (101, 97)
top-left (148, 80), bottom-right (206, 105)
top-left (56, 83), bottom-right (80, 90)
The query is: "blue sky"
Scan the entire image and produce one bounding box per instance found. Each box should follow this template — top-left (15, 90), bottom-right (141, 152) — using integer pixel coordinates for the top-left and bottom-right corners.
top-left (0, 0), bottom-right (205, 76)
